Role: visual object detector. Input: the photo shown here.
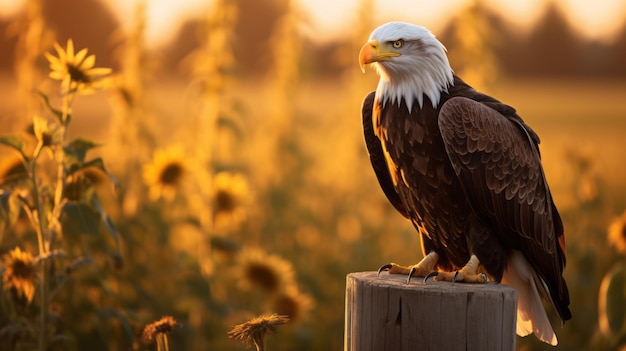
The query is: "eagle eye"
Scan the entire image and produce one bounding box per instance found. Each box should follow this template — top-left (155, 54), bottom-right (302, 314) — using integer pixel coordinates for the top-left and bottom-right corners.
top-left (392, 40), bottom-right (404, 49)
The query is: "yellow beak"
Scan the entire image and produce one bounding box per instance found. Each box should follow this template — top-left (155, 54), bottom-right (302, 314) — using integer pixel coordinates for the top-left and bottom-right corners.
top-left (359, 40), bottom-right (401, 73)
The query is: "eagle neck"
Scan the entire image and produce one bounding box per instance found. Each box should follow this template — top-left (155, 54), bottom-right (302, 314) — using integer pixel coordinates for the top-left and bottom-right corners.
top-left (375, 70), bottom-right (453, 112)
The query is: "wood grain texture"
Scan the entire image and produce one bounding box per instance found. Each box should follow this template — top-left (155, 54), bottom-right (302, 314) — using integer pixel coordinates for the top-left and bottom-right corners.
top-left (345, 272), bottom-right (517, 351)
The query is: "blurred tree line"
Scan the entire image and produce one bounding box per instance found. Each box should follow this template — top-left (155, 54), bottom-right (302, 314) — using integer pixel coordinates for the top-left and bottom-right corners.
top-left (1, 0), bottom-right (626, 80)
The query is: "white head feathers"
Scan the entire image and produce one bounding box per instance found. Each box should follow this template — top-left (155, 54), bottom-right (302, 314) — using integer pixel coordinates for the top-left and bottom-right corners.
top-left (367, 22), bottom-right (454, 111)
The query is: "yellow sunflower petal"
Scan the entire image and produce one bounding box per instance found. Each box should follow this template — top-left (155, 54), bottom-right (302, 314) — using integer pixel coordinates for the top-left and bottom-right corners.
top-left (66, 39), bottom-right (75, 61)
top-left (143, 146), bottom-right (188, 201)
top-left (48, 61), bottom-right (66, 71)
top-left (74, 48), bottom-right (89, 66)
top-left (87, 67), bottom-right (112, 77)
top-left (53, 41), bottom-right (66, 61)
top-left (49, 71), bottom-right (65, 80)
top-left (79, 54), bottom-right (95, 70)
top-left (44, 51), bottom-right (59, 66)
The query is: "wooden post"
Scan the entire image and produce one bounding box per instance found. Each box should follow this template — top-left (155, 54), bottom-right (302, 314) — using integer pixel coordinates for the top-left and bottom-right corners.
top-left (345, 271), bottom-right (517, 351)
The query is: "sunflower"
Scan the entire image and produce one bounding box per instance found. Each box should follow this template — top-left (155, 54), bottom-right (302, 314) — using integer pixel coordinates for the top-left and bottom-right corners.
top-left (236, 248), bottom-right (295, 294)
top-left (1, 247), bottom-right (37, 303)
top-left (227, 314), bottom-right (289, 351)
top-left (33, 115), bottom-right (63, 148)
top-left (143, 146), bottom-right (188, 201)
top-left (608, 210), bottom-right (626, 255)
top-left (271, 284), bottom-right (314, 322)
top-left (213, 171), bottom-right (249, 229)
top-left (44, 39), bottom-right (112, 94)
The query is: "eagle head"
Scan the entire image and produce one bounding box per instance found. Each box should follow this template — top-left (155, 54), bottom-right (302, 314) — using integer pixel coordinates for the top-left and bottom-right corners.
top-left (359, 22), bottom-right (454, 111)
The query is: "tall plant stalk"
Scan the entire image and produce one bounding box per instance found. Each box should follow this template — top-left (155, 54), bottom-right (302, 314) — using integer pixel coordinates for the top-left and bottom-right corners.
top-left (29, 146), bottom-right (48, 351)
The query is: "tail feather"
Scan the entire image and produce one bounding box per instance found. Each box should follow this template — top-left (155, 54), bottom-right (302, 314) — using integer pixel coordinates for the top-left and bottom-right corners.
top-left (502, 251), bottom-right (558, 346)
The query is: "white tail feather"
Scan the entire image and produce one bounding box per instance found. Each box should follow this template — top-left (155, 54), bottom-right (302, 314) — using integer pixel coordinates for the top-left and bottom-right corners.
top-left (501, 251), bottom-right (558, 346)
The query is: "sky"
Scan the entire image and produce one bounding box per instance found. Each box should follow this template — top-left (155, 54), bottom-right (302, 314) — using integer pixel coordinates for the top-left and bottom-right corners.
top-left (1, 0), bottom-right (625, 46)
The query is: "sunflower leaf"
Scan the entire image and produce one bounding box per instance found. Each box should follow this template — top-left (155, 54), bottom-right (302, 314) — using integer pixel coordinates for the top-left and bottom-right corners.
top-left (36, 250), bottom-right (66, 263)
top-left (66, 256), bottom-right (94, 274)
top-left (64, 138), bottom-right (100, 165)
top-left (0, 135), bottom-right (29, 161)
top-left (67, 157), bottom-right (121, 193)
top-left (210, 236), bottom-right (241, 253)
top-left (217, 115), bottom-right (243, 140)
top-left (36, 90), bottom-right (67, 123)
top-left (0, 190), bottom-right (21, 242)
top-left (98, 309), bottom-right (134, 345)
top-left (59, 201), bottom-right (101, 237)
top-left (90, 192), bottom-right (120, 252)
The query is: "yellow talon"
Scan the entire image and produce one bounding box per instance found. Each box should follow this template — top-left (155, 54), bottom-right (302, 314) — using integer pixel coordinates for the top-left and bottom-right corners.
top-left (433, 255), bottom-right (488, 283)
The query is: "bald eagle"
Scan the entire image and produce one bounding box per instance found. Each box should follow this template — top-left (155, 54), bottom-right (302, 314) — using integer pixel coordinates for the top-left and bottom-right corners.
top-left (359, 22), bottom-right (571, 345)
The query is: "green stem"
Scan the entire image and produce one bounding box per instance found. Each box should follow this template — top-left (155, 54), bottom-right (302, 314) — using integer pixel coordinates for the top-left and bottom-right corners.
top-left (61, 90), bottom-right (73, 126)
top-left (30, 146), bottom-right (46, 255)
top-left (54, 93), bottom-right (73, 209)
top-left (156, 334), bottom-right (170, 351)
top-left (254, 338), bottom-right (265, 351)
top-left (33, 91), bottom-right (73, 351)
top-left (29, 145), bottom-right (48, 351)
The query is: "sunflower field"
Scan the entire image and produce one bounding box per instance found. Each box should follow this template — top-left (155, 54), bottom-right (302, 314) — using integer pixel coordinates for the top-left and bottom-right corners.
top-left (1, 0), bottom-right (626, 351)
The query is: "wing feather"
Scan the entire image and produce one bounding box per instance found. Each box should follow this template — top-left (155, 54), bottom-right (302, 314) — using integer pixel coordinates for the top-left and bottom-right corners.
top-left (362, 91), bottom-right (410, 218)
top-left (438, 96), bottom-right (571, 321)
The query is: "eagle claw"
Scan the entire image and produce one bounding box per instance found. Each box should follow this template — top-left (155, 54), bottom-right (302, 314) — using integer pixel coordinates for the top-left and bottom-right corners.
top-left (377, 264), bottom-right (393, 276)
top-left (452, 271), bottom-right (460, 283)
top-left (424, 271), bottom-right (439, 283)
top-left (406, 266), bottom-right (417, 284)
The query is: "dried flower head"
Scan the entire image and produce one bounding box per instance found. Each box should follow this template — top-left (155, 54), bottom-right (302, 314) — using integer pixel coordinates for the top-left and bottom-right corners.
top-left (236, 248), bottom-right (295, 293)
top-left (45, 39), bottom-right (112, 94)
top-left (272, 285), bottom-right (314, 322)
top-left (143, 146), bottom-right (188, 201)
top-left (228, 314), bottom-right (289, 351)
top-left (1, 247), bottom-right (37, 303)
top-left (213, 171), bottom-right (249, 229)
top-left (142, 315), bottom-right (180, 343)
top-left (608, 210), bottom-right (626, 255)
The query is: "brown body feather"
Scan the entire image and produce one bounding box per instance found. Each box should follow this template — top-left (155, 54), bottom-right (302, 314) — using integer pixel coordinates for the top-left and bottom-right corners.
top-left (362, 75), bottom-right (571, 322)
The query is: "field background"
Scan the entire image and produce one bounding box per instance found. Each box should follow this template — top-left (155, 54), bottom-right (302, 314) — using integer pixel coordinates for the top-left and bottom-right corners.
top-left (1, 0), bottom-right (626, 350)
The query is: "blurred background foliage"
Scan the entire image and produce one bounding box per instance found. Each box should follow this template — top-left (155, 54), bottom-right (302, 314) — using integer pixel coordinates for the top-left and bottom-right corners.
top-left (0, 0), bottom-right (626, 350)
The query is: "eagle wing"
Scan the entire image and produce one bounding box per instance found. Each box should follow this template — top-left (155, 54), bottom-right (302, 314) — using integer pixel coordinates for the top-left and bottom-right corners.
top-left (362, 91), bottom-right (410, 218)
top-left (438, 96), bottom-right (571, 321)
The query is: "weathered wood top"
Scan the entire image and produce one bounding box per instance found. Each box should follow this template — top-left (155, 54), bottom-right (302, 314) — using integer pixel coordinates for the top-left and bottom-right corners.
top-left (345, 271), bottom-right (518, 351)
top-left (349, 271), bottom-right (517, 294)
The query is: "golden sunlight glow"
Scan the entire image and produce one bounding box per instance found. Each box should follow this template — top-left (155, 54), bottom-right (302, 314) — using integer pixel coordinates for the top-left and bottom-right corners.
top-left (1, 0), bottom-right (625, 349)
top-left (2, 0), bottom-right (624, 46)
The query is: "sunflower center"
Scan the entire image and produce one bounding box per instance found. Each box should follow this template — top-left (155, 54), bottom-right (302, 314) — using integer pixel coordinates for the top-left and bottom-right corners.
top-left (42, 132), bottom-right (54, 146)
top-left (67, 63), bottom-right (91, 83)
top-left (159, 163), bottom-right (184, 186)
top-left (12, 259), bottom-right (34, 280)
top-left (245, 264), bottom-right (279, 292)
top-left (215, 190), bottom-right (237, 212)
